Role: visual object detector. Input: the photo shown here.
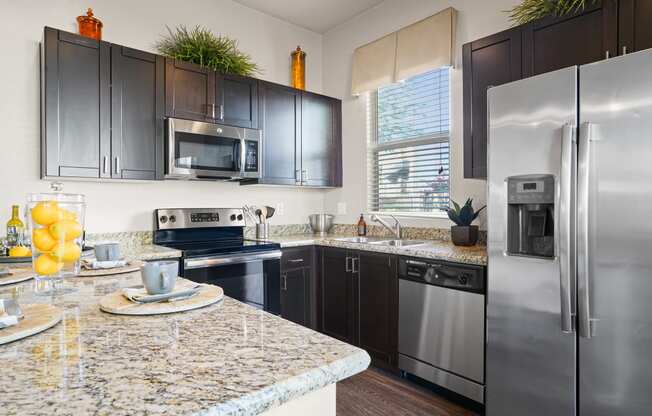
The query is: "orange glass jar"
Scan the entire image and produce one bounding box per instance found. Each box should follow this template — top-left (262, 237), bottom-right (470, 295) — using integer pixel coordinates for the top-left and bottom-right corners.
top-left (77, 8), bottom-right (103, 41)
top-left (291, 46), bottom-right (306, 90)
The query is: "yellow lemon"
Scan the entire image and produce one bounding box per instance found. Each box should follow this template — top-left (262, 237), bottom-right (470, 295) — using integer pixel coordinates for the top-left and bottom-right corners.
top-left (34, 254), bottom-right (63, 275)
top-left (32, 228), bottom-right (57, 252)
top-left (49, 220), bottom-right (82, 242)
top-left (51, 241), bottom-right (81, 263)
top-left (60, 209), bottom-right (77, 221)
top-left (8, 246), bottom-right (31, 257)
top-left (31, 201), bottom-right (61, 226)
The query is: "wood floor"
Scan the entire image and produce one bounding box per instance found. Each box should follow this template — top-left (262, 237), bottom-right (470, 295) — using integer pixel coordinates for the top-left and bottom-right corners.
top-left (337, 368), bottom-right (479, 416)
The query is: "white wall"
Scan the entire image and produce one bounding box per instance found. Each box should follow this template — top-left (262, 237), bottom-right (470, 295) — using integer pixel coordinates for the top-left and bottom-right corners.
top-left (321, 0), bottom-right (521, 230)
top-left (0, 0), bottom-right (324, 232)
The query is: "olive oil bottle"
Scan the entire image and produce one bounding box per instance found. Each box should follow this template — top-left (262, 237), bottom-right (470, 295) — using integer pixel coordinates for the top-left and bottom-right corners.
top-left (6, 205), bottom-right (24, 248)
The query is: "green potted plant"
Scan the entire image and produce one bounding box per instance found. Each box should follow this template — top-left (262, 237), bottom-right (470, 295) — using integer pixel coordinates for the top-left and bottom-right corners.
top-left (156, 25), bottom-right (260, 76)
top-left (444, 199), bottom-right (486, 246)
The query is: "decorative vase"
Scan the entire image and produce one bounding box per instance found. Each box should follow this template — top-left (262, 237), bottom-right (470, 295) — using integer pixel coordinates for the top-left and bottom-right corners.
top-left (291, 46), bottom-right (306, 90)
top-left (451, 225), bottom-right (478, 246)
top-left (77, 8), bottom-right (103, 41)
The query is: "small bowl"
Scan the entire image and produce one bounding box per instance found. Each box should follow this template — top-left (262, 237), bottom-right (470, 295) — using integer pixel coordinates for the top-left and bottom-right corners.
top-left (309, 214), bottom-right (334, 235)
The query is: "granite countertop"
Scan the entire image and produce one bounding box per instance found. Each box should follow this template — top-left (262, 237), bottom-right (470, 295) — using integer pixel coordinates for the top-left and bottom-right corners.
top-left (270, 234), bottom-right (488, 266)
top-left (0, 272), bottom-right (370, 415)
top-left (120, 244), bottom-right (181, 261)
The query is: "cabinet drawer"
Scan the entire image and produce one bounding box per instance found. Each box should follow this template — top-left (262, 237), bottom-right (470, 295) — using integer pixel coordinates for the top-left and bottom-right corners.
top-left (281, 247), bottom-right (313, 270)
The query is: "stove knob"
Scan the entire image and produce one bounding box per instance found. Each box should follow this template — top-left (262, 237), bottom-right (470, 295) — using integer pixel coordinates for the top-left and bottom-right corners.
top-left (237, 214), bottom-right (243, 221)
top-left (160, 215), bottom-right (168, 224)
top-left (169, 215), bottom-right (176, 223)
top-left (230, 214), bottom-right (237, 221)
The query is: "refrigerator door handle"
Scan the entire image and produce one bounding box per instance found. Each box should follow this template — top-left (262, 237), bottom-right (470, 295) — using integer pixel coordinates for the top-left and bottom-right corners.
top-left (559, 123), bottom-right (577, 334)
top-left (578, 122), bottom-right (597, 338)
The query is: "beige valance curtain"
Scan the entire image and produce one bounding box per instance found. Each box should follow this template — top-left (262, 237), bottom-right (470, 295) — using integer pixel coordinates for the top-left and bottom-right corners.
top-left (351, 7), bottom-right (456, 95)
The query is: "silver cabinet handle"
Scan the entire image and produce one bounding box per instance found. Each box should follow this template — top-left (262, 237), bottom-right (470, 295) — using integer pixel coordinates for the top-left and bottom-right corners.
top-left (605, 50), bottom-right (610, 59)
top-left (345, 256), bottom-right (351, 272)
top-left (623, 46), bottom-right (628, 55)
top-left (282, 274), bottom-right (287, 291)
top-left (114, 157), bottom-right (120, 175)
top-left (351, 257), bottom-right (358, 274)
top-left (558, 123), bottom-right (577, 334)
top-left (287, 258), bottom-right (304, 264)
top-left (220, 104), bottom-right (224, 120)
top-left (577, 122), bottom-right (597, 338)
top-left (102, 156), bottom-right (108, 174)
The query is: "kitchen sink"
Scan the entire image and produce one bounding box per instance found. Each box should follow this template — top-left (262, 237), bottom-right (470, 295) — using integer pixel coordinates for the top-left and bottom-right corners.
top-left (368, 239), bottom-right (427, 247)
top-left (333, 236), bottom-right (376, 243)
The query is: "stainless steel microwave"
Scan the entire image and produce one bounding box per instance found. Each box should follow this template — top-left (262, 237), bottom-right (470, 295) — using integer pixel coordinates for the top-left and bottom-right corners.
top-left (165, 118), bottom-right (261, 180)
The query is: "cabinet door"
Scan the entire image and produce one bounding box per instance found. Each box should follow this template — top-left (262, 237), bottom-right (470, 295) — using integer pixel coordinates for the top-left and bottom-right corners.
top-left (217, 74), bottom-right (258, 128)
top-left (619, 0), bottom-right (652, 54)
top-left (165, 59), bottom-right (215, 122)
top-left (522, 1), bottom-right (618, 77)
top-left (301, 92), bottom-right (341, 187)
top-left (111, 46), bottom-right (164, 180)
top-left (321, 248), bottom-right (355, 344)
top-left (41, 27), bottom-right (110, 178)
top-left (281, 267), bottom-right (310, 327)
top-left (463, 28), bottom-right (522, 179)
top-left (356, 252), bottom-right (398, 368)
top-left (258, 82), bottom-right (301, 185)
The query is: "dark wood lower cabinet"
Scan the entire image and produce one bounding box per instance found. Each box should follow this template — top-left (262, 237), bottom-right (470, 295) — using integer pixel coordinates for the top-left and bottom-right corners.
top-left (320, 248), bottom-right (356, 345)
top-left (280, 247), bottom-right (313, 328)
top-left (281, 267), bottom-right (310, 327)
top-left (357, 252), bottom-right (398, 369)
top-left (319, 247), bottom-right (398, 369)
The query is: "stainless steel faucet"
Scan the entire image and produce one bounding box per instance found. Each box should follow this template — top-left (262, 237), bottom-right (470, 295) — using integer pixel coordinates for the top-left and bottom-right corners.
top-left (370, 214), bottom-right (402, 239)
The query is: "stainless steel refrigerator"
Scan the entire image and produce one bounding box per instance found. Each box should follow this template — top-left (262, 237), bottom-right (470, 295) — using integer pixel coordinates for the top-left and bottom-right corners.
top-left (487, 48), bottom-right (652, 416)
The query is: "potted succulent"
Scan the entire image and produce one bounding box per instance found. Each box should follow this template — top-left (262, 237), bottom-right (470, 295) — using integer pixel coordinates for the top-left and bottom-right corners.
top-left (444, 199), bottom-right (486, 246)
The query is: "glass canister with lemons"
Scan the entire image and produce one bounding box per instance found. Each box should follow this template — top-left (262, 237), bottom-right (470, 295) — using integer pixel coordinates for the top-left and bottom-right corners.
top-left (28, 184), bottom-right (85, 281)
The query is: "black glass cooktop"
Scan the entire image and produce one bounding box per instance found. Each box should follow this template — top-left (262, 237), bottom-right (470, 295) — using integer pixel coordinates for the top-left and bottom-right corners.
top-left (159, 238), bottom-right (280, 258)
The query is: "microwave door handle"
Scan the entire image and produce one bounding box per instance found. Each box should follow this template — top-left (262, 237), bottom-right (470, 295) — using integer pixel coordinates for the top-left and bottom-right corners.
top-left (233, 139), bottom-right (241, 173)
top-left (558, 123), bottom-right (576, 334)
top-left (239, 138), bottom-right (246, 177)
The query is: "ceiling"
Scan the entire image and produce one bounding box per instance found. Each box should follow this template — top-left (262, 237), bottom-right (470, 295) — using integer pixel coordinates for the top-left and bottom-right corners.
top-left (233, 0), bottom-right (385, 33)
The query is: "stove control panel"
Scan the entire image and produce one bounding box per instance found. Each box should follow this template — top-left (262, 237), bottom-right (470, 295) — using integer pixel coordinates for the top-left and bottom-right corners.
top-left (155, 208), bottom-right (246, 230)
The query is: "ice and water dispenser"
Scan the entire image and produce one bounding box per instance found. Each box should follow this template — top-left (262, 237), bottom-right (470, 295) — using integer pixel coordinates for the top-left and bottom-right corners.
top-left (506, 175), bottom-right (555, 258)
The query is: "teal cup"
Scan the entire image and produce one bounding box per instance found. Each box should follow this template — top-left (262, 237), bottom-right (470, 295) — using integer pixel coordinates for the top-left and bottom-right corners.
top-left (140, 261), bottom-right (178, 295)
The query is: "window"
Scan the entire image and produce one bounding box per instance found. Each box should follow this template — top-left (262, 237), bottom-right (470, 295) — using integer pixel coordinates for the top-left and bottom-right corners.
top-left (367, 68), bottom-right (450, 215)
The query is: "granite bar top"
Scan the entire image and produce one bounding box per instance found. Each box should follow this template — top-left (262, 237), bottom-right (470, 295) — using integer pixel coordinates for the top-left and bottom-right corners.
top-left (270, 234), bottom-right (487, 266)
top-left (0, 272), bottom-right (370, 415)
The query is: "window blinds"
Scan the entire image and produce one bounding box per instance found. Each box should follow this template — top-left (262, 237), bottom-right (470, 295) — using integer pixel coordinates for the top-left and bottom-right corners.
top-left (368, 68), bottom-right (450, 214)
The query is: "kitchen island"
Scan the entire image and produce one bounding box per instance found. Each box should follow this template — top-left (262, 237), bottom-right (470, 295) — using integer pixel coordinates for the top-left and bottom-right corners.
top-left (0, 271), bottom-right (370, 415)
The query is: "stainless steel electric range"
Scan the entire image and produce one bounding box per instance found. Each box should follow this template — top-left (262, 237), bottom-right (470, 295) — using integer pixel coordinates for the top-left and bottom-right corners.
top-left (153, 208), bottom-right (281, 314)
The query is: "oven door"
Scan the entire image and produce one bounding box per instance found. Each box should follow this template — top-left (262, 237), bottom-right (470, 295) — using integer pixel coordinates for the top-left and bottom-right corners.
top-left (166, 118), bottom-right (260, 180)
top-left (182, 251), bottom-right (281, 314)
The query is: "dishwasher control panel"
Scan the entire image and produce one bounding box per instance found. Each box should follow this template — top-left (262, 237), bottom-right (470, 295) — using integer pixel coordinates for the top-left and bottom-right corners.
top-left (398, 257), bottom-right (485, 293)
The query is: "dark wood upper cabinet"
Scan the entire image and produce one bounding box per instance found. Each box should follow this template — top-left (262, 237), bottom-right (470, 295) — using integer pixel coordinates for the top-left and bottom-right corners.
top-left (111, 46), bottom-right (165, 180)
top-left (357, 251), bottom-right (398, 369)
top-left (301, 92), bottom-right (342, 187)
top-left (619, 0), bottom-right (652, 54)
top-left (165, 59), bottom-right (216, 122)
top-left (320, 247), bottom-right (356, 344)
top-left (258, 81), bottom-right (302, 185)
top-left (41, 27), bottom-right (110, 178)
top-left (522, 1), bottom-right (618, 77)
top-left (463, 28), bottom-right (522, 179)
top-left (217, 74), bottom-right (258, 128)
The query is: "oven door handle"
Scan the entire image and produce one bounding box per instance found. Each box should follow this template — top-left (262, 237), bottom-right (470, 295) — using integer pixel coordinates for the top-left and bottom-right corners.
top-left (184, 250), bottom-right (282, 270)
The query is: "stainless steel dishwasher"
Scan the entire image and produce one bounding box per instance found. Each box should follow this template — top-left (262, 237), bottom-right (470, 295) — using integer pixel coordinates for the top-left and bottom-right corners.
top-left (398, 257), bottom-right (486, 404)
